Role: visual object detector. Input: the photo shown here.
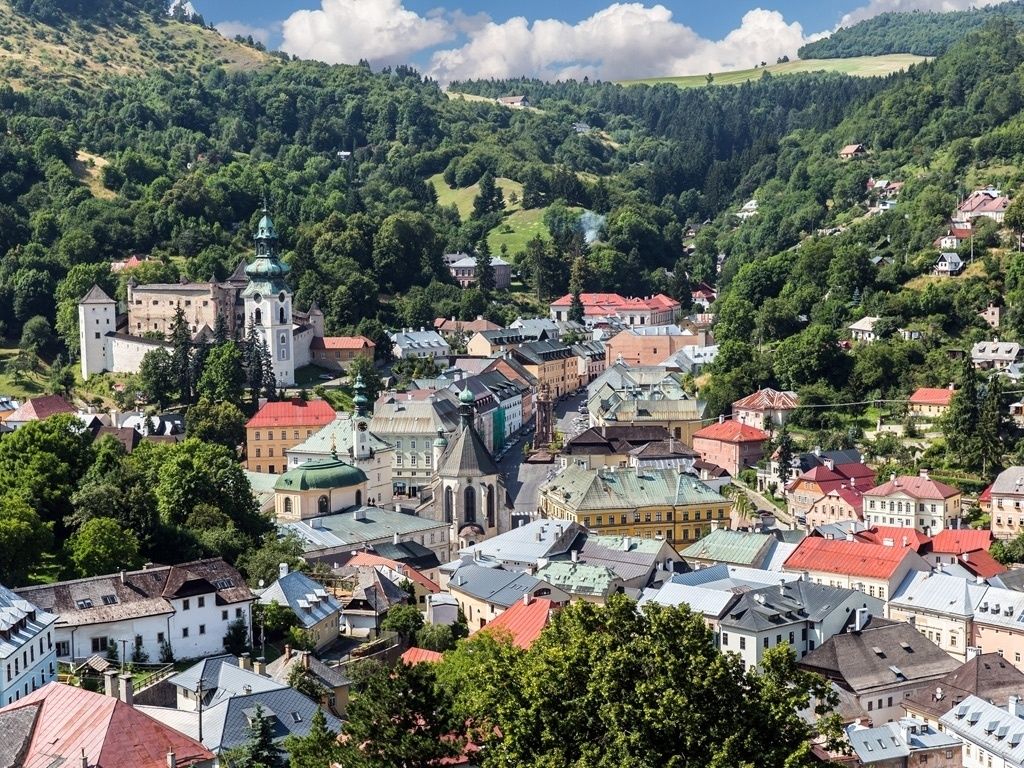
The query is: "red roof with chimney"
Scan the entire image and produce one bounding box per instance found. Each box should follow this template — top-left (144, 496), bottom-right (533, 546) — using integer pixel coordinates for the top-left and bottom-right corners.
top-left (245, 398), bottom-right (336, 428)
top-left (0, 682), bottom-right (213, 768)
top-left (864, 474), bottom-right (961, 501)
top-left (309, 336), bottom-right (375, 350)
top-left (783, 537), bottom-right (916, 580)
top-left (693, 420), bottom-right (769, 443)
top-left (956, 549), bottom-right (1005, 579)
top-left (909, 387), bottom-right (955, 407)
top-left (930, 529), bottom-right (994, 555)
top-left (401, 647), bottom-right (444, 665)
top-left (549, 292), bottom-right (680, 316)
top-left (482, 597), bottom-right (558, 649)
top-left (6, 395), bottom-right (75, 423)
top-left (854, 526), bottom-right (930, 552)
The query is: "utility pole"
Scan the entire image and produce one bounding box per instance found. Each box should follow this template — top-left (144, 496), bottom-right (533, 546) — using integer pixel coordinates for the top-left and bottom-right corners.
top-left (197, 678), bottom-right (204, 743)
top-left (120, 639), bottom-right (128, 673)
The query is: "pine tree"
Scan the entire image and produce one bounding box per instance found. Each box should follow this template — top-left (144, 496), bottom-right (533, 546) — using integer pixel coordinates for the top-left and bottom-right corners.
top-left (213, 311), bottom-right (229, 344)
top-left (243, 322), bottom-right (265, 402)
top-left (168, 307), bottom-right (193, 404)
top-left (471, 171), bottom-right (504, 219)
top-left (943, 357), bottom-right (980, 469)
top-left (978, 375), bottom-right (1007, 476)
top-left (258, 338), bottom-right (277, 400)
top-left (284, 709), bottom-right (341, 768)
top-left (775, 426), bottom-right (794, 485)
top-left (475, 237), bottom-right (495, 295)
top-left (228, 705), bottom-right (285, 768)
top-left (568, 255), bottom-right (586, 323)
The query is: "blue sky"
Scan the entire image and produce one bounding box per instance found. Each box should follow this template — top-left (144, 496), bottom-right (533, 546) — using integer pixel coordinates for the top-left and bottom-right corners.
top-left (198, 0), bottom-right (988, 83)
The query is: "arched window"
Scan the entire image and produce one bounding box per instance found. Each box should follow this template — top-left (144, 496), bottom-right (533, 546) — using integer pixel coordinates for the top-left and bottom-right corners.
top-left (464, 485), bottom-right (476, 524)
top-left (444, 487), bottom-right (454, 524)
top-left (279, 306), bottom-right (286, 324)
top-left (283, 498), bottom-right (293, 516)
top-left (318, 495), bottom-right (329, 515)
top-left (486, 485), bottom-right (495, 528)
top-left (355, 490), bottom-right (362, 507)
top-left (254, 308), bottom-right (262, 326)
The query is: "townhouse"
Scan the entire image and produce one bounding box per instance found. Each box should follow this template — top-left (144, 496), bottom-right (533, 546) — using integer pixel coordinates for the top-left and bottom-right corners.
top-left (245, 398), bottom-right (337, 474)
top-left (783, 536), bottom-right (930, 601)
top-left (0, 586), bottom-right (58, 706)
top-left (692, 418), bottom-right (769, 477)
top-left (989, 467), bottom-right (1024, 539)
top-left (731, 388), bottom-right (799, 429)
top-left (862, 471), bottom-right (963, 534)
top-left (512, 340), bottom-right (580, 398)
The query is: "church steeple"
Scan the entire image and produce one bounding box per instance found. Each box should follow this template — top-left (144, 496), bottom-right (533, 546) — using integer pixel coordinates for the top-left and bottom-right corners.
top-left (458, 387), bottom-right (474, 427)
top-left (353, 374), bottom-right (371, 418)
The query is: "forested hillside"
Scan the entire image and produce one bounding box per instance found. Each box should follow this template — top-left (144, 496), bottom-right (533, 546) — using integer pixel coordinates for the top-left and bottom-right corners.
top-left (798, 2), bottom-right (1024, 58)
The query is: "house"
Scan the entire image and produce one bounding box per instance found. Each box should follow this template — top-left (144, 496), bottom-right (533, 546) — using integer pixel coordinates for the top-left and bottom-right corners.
top-left (587, 365), bottom-right (707, 444)
top-left (760, 446), bottom-right (865, 495)
top-left (391, 328), bottom-right (451, 360)
top-left (447, 254), bottom-right (512, 290)
top-left (539, 464), bottom-right (731, 549)
top-left (989, 467), bottom-right (1024, 539)
top-left (679, 529), bottom-right (777, 570)
top-left (969, 586), bottom-right (1024, 668)
top-left (308, 335), bottom-right (375, 372)
top-left (245, 398), bottom-right (336, 474)
top-left (848, 316), bottom-right (880, 343)
top-left (798, 617), bottom-right (960, 724)
top-left (954, 187), bottom-right (1011, 224)
top-left (345, 551), bottom-right (439, 606)
top-left (908, 387), bottom-right (955, 418)
top-left (927, 528), bottom-right (997, 570)
top-left (862, 471), bottom-right (963, 534)
top-left (549, 292), bottom-right (680, 327)
top-left (340, 567), bottom-right (409, 636)
top-left (934, 251), bottom-right (964, 277)
top-left (903, 652), bottom-right (1024, 729)
top-left (445, 564), bottom-right (569, 630)
top-left (980, 303), bottom-right (1002, 329)
top-left (258, 566), bottom-right (340, 651)
top-left (691, 418), bottom-right (769, 476)
top-left (2, 395), bottom-right (75, 430)
top-left (839, 143), bottom-right (868, 159)
top-left (804, 485), bottom-right (870, 531)
top-left (783, 537), bottom-right (930, 601)
top-left (512, 340), bottom-right (579, 398)
top-left (887, 570), bottom-right (988, 662)
top-left (844, 720), bottom-right (960, 767)
top-left (731, 388), bottom-right (799, 429)
top-left (0, 682), bottom-right (215, 768)
top-left (481, 595), bottom-right (558, 648)
top-left (0, 586), bottom-right (58, 706)
top-left (534, 561), bottom-right (625, 604)
top-left (934, 226), bottom-right (973, 250)
top-left (496, 95), bottom-right (529, 108)
top-left (266, 647), bottom-right (350, 716)
top-left (972, 340), bottom-right (1022, 371)
top-left (562, 424), bottom-right (676, 469)
top-left (658, 343), bottom-right (720, 375)
top-left (691, 281), bottom-right (717, 308)
top-left (939, 695), bottom-right (1024, 768)
top-left (15, 559), bottom-right (254, 664)
top-left (434, 316), bottom-right (501, 337)
top-left (466, 328), bottom-right (526, 357)
top-left (572, 340), bottom-right (607, 385)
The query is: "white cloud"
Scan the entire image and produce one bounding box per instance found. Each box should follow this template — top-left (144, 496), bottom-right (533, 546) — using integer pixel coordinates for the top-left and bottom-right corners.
top-left (838, 0), bottom-right (1009, 28)
top-left (215, 20), bottom-right (274, 46)
top-left (280, 0), bottom-right (454, 67)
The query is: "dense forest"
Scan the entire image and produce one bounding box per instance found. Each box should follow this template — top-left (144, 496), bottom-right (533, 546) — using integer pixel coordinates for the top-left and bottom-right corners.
top-left (798, 2), bottom-right (1024, 58)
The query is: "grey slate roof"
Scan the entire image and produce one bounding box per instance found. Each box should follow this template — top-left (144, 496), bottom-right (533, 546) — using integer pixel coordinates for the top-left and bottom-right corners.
top-left (448, 564), bottom-right (545, 608)
top-left (941, 695), bottom-right (1024, 765)
top-left (437, 420), bottom-right (500, 478)
top-left (904, 652), bottom-right (1024, 720)
top-left (669, 563), bottom-right (800, 591)
top-left (846, 720), bottom-right (959, 764)
top-left (169, 658), bottom-right (284, 707)
top-left (167, 654), bottom-right (240, 694)
top-left (0, 704), bottom-right (37, 768)
top-left (0, 585), bottom-right (57, 660)
top-left (200, 688), bottom-right (342, 753)
top-left (80, 284), bottom-right (114, 304)
top-left (720, 581), bottom-right (870, 633)
top-left (258, 571), bottom-right (340, 630)
top-left (460, 519), bottom-right (583, 566)
top-left (266, 650), bottom-right (351, 689)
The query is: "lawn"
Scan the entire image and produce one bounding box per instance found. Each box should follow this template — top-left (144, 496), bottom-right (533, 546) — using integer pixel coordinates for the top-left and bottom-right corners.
top-left (486, 207), bottom-right (549, 256)
top-left (428, 173), bottom-right (524, 221)
top-left (621, 54), bottom-right (928, 88)
top-left (0, 344), bottom-right (48, 399)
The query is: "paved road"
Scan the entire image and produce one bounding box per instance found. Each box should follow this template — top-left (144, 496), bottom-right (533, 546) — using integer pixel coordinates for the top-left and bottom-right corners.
top-left (734, 478), bottom-right (795, 530)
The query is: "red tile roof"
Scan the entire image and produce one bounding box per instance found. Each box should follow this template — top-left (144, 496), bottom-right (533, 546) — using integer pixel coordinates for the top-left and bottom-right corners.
top-left (835, 463), bottom-right (876, 483)
top-left (865, 475), bottom-right (961, 501)
top-left (245, 398), bottom-right (336, 428)
top-left (731, 388), bottom-right (799, 412)
top-left (930, 529), bottom-right (993, 555)
top-left (401, 647), bottom-right (444, 665)
top-left (0, 682), bottom-right (213, 768)
top-left (310, 336), bottom-right (375, 350)
top-left (957, 549), bottom-right (1006, 579)
top-left (783, 537), bottom-right (916, 580)
top-left (980, 484), bottom-right (993, 503)
top-left (693, 420), bottom-right (769, 443)
top-left (347, 552), bottom-right (439, 593)
top-left (549, 292), bottom-right (680, 316)
top-left (909, 387), bottom-right (955, 407)
top-left (854, 526), bottom-right (930, 552)
top-left (482, 597), bottom-right (558, 649)
top-left (6, 395), bottom-right (75, 423)
top-left (800, 466), bottom-right (843, 484)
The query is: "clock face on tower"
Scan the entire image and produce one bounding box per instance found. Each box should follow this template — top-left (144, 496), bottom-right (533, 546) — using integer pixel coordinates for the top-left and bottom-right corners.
top-left (357, 420), bottom-right (368, 432)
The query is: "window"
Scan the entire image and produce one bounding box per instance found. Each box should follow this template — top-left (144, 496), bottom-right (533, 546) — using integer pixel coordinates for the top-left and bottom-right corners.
top-left (236, 608), bottom-right (243, 619)
top-left (223, 610), bottom-right (229, 621)
top-left (101, 594), bottom-right (117, 606)
top-left (183, 599), bottom-right (190, 611)
top-left (157, 632), bottom-right (165, 644)
top-left (198, 597), bottom-right (205, 608)
top-left (739, 637), bottom-right (746, 650)
top-left (722, 632), bottom-right (728, 647)
top-left (199, 625), bottom-right (206, 635)
top-left (55, 641), bottom-right (69, 657)
top-left (763, 637), bottom-right (769, 648)
top-left (75, 599), bottom-right (93, 609)
top-left (182, 627), bottom-right (189, 638)
top-left (91, 637), bottom-right (108, 653)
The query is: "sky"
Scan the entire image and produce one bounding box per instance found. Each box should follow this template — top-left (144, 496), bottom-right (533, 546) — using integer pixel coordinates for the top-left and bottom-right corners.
top-left (198, 0), bottom-right (1011, 83)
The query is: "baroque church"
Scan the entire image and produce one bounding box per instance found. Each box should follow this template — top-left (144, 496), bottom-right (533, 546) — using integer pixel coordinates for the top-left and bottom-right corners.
top-left (79, 207), bottom-right (326, 387)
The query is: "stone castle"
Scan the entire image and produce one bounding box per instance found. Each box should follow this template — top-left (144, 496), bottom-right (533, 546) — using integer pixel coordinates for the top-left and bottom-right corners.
top-left (79, 208), bottom-right (325, 387)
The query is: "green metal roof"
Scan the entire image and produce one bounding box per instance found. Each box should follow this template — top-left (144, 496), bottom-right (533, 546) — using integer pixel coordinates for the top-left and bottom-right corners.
top-left (679, 529), bottom-right (773, 566)
top-left (542, 465), bottom-right (727, 513)
top-left (535, 561), bottom-right (620, 596)
top-left (274, 456), bottom-right (367, 491)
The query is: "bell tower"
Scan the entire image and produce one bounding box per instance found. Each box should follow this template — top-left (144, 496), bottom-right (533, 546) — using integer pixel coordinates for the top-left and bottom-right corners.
top-left (242, 204), bottom-right (294, 387)
top-left (351, 374), bottom-right (373, 461)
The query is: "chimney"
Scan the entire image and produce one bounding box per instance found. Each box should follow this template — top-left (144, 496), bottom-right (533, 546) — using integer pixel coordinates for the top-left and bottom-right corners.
top-left (622, 536), bottom-right (632, 551)
top-left (853, 607), bottom-right (870, 633)
top-left (279, 562), bottom-right (289, 578)
top-left (103, 669), bottom-right (119, 698)
top-left (240, 652), bottom-right (252, 671)
top-left (571, 549), bottom-right (579, 562)
top-left (718, 414), bottom-right (725, 424)
top-left (254, 657), bottom-right (266, 676)
top-left (166, 753), bottom-right (176, 768)
top-left (963, 551), bottom-right (970, 563)
top-left (846, 531), bottom-right (854, 542)
top-left (523, 592), bottom-right (532, 606)
top-left (302, 651), bottom-right (311, 670)
top-left (919, 468), bottom-right (930, 480)
top-left (81, 749), bottom-right (89, 768)
top-left (1011, 695), bottom-right (1022, 718)
top-left (120, 570), bottom-right (126, 584)
top-left (890, 473), bottom-right (897, 483)
top-left (118, 673), bottom-right (134, 706)
top-left (901, 536), bottom-right (908, 548)
top-left (393, 532), bottom-right (400, 545)
top-left (284, 644), bottom-right (292, 660)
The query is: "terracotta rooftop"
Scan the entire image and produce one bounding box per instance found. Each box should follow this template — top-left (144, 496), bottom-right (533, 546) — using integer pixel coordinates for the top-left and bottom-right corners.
top-left (482, 597), bottom-right (558, 649)
top-left (309, 336), bottom-right (375, 350)
top-left (0, 682), bottom-right (213, 768)
top-left (245, 398), bottom-right (336, 428)
top-left (549, 292), bottom-right (680, 314)
top-left (784, 537), bottom-right (918, 580)
top-left (930, 529), bottom-right (993, 555)
top-left (346, 552), bottom-right (439, 593)
top-left (854, 526), bottom-right (930, 552)
top-left (865, 474), bottom-right (961, 501)
top-left (693, 420), bottom-right (769, 443)
top-left (909, 387), bottom-right (955, 407)
top-left (5, 395), bottom-right (75, 423)
top-left (401, 647), bottom-right (444, 665)
top-left (731, 388), bottom-right (799, 412)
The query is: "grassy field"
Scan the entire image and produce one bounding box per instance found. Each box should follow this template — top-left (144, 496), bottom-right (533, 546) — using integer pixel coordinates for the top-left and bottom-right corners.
top-left (429, 173), bottom-right (524, 221)
top-left (72, 151), bottom-right (115, 201)
top-left (486, 208), bottom-right (549, 255)
top-left (0, 344), bottom-right (48, 399)
top-left (620, 55), bottom-right (929, 87)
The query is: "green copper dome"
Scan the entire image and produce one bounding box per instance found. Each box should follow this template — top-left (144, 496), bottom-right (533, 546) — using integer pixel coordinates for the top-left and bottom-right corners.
top-left (433, 427), bottom-right (449, 448)
top-left (256, 214), bottom-right (277, 240)
top-left (274, 457), bottom-right (367, 492)
top-left (245, 209), bottom-right (291, 283)
top-left (459, 387), bottom-right (474, 405)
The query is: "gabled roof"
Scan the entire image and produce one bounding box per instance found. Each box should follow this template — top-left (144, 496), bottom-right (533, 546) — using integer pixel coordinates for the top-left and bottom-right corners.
top-left (447, 565), bottom-right (548, 608)
top-left (309, 336), bottom-right (375, 350)
top-left (0, 586), bottom-right (57, 659)
top-left (346, 552), bottom-right (439, 592)
top-left (5, 395), bottom-right (75, 423)
top-left (931, 529), bottom-right (993, 555)
top-left (940, 695), bottom-right (1024, 765)
top-left (258, 571), bottom-right (341, 629)
top-left (266, 649), bottom-right (350, 689)
top-left (198, 686), bottom-right (342, 752)
top-left (482, 596), bottom-right (557, 648)
top-left (0, 683), bottom-right (213, 768)
top-left (245, 399), bottom-right (336, 429)
top-left (783, 537), bottom-right (921, 580)
top-left (865, 475), bottom-right (961, 501)
top-left (680, 529), bottom-right (774, 567)
top-left (401, 647), bottom-right (444, 664)
top-left (855, 526), bottom-right (930, 552)
top-left (438, 419), bottom-right (500, 479)
top-left (720, 581), bottom-right (871, 633)
top-left (80, 284), bottom-right (114, 304)
top-left (909, 387), bottom-right (955, 406)
top-left (731, 388), bottom-right (799, 412)
top-left (693, 420), bottom-right (769, 443)
top-left (905, 653), bottom-right (1024, 719)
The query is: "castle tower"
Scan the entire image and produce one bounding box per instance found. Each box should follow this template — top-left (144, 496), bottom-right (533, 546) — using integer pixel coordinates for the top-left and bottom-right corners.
top-left (242, 206), bottom-right (295, 387)
top-left (351, 374), bottom-right (373, 461)
top-left (79, 285), bottom-right (116, 380)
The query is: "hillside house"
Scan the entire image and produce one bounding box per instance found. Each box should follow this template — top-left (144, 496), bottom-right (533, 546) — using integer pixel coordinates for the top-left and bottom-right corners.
top-left (954, 187), bottom-right (1011, 224)
top-left (839, 143), bottom-right (867, 159)
top-left (862, 471), bottom-right (963, 534)
top-left (731, 388), bottom-right (798, 429)
top-left (692, 418), bottom-right (769, 476)
top-left (848, 316), bottom-right (880, 342)
top-left (908, 387), bottom-right (955, 418)
top-left (972, 340), bottom-right (1021, 371)
top-left (496, 95), bottom-right (529, 108)
top-left (934, 251), bottom-right (964, 277)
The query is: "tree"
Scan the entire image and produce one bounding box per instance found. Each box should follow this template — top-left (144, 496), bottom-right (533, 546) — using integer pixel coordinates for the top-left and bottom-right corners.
top-left (237, 533), bottom-right (305, 587)
top-left (568, 255), bottom-right (586, 323)
top-left (284, 709), bottom-right (342, 768)
top-left (415, 623), bottom-right (457, 652)
top-left (978, 375), bottom-right (1007, 476)
top-left (138, 348), bottom-right (177, 408)
top-left (474, 238), bottom-right (495, 296)
top-left (197, 342), bottom-right (246, 404)
top-left (380, 604), bottom-right (424, 644)
top-left (775, 426), bottom-right (794, 484)
top-left (67, 517), bottom-right (142, 577)
top-left (223, 617), bottom-right (249, 656)
top-left (1006, 196), bottom-right (1024, 250)
top-left (287, 662), bottom-right (327, 702)
top-left (0, 493), bottom-right (54, 585)
top-left (226, 704), bottom-right (285, 768)
top-left (943, 357), bottom-right (980, 469)
top-left (46, 355), bottom-right (75, 397)
top-left (187, 398), bottom-right (247, 452)
top-left (168, 306), bottom-right (194, 404)
top-left (472, 171), bottom-right (504, 219)
top-left (346, 356), bottom-right (383, 403)
top-left (20, 315), bottom-right (54, 355)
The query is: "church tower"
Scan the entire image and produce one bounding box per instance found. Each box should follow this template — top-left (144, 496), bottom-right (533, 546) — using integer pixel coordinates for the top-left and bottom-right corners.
top-left (351, 374), bottom-right (373, 461)
top-left (242, 205), bottom-right (295, 387)
top-left (79, 285), bottom-right (116, 380)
